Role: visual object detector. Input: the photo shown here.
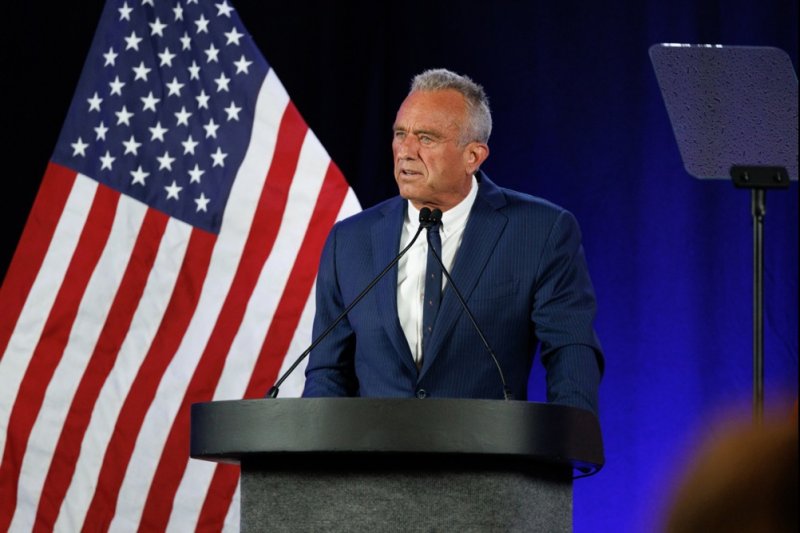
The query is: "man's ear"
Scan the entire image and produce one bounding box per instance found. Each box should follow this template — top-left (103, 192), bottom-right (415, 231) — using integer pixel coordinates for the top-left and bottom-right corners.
top-left (464, 142), bottom-right (490, 174)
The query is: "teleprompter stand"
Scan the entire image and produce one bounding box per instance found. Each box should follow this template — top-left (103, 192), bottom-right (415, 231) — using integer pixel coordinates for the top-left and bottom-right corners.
top-left (650, 44), bottom-right (798, 422)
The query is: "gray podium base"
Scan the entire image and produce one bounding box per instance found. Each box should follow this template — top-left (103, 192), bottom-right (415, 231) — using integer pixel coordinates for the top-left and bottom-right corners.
top-left (241, 462), bottom-right (572, 533)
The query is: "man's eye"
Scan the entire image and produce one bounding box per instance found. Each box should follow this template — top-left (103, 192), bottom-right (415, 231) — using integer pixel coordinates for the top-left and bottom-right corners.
top-left (419, 136), bottom-right (432, 144)
top-left (393, 131), bottom-right (406, 140)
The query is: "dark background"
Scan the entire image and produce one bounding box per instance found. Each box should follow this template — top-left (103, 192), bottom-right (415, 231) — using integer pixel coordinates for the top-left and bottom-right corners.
top-left (2, 1), bottom-right (797, 531)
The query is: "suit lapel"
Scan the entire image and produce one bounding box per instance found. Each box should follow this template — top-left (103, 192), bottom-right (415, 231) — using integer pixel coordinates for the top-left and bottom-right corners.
top-left (420, 174), bottom-right (508, 377)
top-left (371, 198), bottom-right (417, 373)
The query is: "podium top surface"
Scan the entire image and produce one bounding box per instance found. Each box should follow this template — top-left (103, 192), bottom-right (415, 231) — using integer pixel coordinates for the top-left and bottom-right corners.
top-left (190, 398), bottom-right (604, 476)
top-left (649, 43), bottom-right (798, 180)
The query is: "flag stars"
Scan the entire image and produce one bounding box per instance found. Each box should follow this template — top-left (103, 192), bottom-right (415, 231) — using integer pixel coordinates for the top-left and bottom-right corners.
top-left (149, 17), bottom-right (167, 37)
top-left (216, 1), bottom-right (234, 17)
top-left (166, 77), bottom-right (185, 97)
top-left (103, 47), bottom-right (118, 67)
top-left (124, 31), bottom-right (143, 51)
top-left (204, 44), bottom-right (220, 63)
top-left (130, 165), bottom-right (149, 185)
top-left (115, 106), bottom-right (134, 126)
top-left (123, 135), bottom-right (142, 155)
top-left (224, 27), bottom-right (243, 46)
top-left (182, 135), bottom-right (199, 155)
top-left (109, 76), bottom-right (126, 96)
top-left (180, 32), bottom-right (192, 51)
top-left (211, 147), bottom-right (228, 167)
top-left (194, 193), bottom-right (210, 212)
top-left (165, 180), bottom-right (182, 200)
top-left (87, 92), bottom-right (103, 111)
top-left (141, 91), bottom-right (160, 111)
top-left (159, 47), bottom-right (177, 67)
top-left (214, 73), bottom-right (230, 92)
top-left (118, 1), bottom-right (133, 21)
top-left (224, 101), bottom-right (241, 121)
top-left (203, 118), bottom-right (220, 138)
top-left (94, 121), bottom-right (109, 141)
top-left (58, 1), bottom-right (256, 225)
top-left (188, 163), bottom-right (205, 183)
top-left (196, 89), bottom-right (210, 109)
top-left (149, 121), bottom-right (169, 141)
top-left (234, 55), bottom-right (252, 74)
top-left (195, 15), bottom-right (210, 34)
top-left (100, 150), bottom-right (116, 170)
top-left (187, 61), bottom-right (201, 80)
top-left (174, 106), bottom-right (192, 126)
top-left (133, 61), bottom-right (152, 81)
top-left (157, 150), bottom-right (176, 171)
top-left (71, 137), bottom-right (89, 157)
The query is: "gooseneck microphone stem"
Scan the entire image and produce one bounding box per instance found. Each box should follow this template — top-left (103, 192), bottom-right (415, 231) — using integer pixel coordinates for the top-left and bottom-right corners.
top-left (267, 209), bottom-right (435, 398)
top-left (425, 211), bottom-right (513, 401)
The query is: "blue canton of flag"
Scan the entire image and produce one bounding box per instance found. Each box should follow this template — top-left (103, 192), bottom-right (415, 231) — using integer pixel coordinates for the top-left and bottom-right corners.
top-left (51, 0), bottom-right (267, 234)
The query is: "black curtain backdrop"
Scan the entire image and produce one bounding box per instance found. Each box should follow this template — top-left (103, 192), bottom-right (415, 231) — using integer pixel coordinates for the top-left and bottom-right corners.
top-left (2, 1), bottom-right (797, 531)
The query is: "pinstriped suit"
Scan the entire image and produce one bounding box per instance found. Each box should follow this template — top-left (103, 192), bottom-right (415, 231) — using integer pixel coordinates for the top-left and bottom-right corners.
top-left (302, 172), bottom-right (603, 414)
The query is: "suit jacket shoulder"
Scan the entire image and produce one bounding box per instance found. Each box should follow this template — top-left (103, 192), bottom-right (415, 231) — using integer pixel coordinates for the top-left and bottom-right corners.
top-left (331, 195), bottom-right (404, 236)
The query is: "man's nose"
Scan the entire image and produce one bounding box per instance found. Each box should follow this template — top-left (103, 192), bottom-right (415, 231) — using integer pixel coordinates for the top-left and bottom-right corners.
top-left (395, 135), bottom-right (419, 158)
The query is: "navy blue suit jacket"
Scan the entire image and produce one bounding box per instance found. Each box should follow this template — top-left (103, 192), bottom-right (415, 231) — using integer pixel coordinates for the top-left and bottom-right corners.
top-left (302, 172), bottom-right (603, 414)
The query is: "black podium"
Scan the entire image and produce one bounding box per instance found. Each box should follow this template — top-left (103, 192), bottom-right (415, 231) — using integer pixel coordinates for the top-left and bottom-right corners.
top-left (190, 398), bottom-right (604, 532)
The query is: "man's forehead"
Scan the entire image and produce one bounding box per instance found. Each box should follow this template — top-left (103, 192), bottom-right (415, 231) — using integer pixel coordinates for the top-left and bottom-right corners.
top-left (399, 89), bottom-right (466, 112)
top-left (395, 89), bottom-right (466, 130)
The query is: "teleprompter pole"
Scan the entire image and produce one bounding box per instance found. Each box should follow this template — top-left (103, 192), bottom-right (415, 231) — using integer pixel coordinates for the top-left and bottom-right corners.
top-left (731, 165), bottom-right (789, 423)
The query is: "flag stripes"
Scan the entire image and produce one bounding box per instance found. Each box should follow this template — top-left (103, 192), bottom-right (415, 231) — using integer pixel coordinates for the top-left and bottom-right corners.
top-left (20, 193), bottom-right (151, 533)
top-left (48, 214), bottom-right (194, 532)
top-left (33, 208), bottom-right (169, 531)
top-left (0, 182), bottom-right (119, 532)
top-left (0, 163), bottom-right (75, 359)
top-left (0, 168), bottom-right (88, 459)
top-left (188, 163), bottom-right (351, 529)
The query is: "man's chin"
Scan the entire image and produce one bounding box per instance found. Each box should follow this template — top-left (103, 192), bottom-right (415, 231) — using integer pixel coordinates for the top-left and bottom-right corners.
top-left (395, 180), bottom-right (414, 196)
top-left (397, 185), bottom-right (421, 202)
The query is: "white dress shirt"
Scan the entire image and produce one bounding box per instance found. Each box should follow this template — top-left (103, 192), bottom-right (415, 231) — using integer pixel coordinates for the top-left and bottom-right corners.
top-left (397, 175), bottom-right (479, 367)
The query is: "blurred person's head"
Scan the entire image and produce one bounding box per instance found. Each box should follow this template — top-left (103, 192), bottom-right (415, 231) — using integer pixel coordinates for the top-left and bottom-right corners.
top-left (665, 411), bottom-right (798, 533)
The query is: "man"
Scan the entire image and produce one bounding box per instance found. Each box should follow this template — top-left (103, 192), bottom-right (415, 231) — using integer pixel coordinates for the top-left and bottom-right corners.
top-left (302, 68), bottom-right (603, 415)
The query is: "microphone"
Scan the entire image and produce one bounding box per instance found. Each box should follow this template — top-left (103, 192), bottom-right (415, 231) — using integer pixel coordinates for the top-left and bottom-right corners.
top-left (426, 208), bottom-right (513, 400)
top-left (266, 207), bottom-right (437, 398)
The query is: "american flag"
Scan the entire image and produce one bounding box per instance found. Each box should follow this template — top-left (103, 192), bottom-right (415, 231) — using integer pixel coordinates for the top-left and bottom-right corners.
top-left (0, 0), bottom-right (360, 530)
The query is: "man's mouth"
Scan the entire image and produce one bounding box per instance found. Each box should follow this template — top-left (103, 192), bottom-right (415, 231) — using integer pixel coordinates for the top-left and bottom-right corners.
top-left (398, 168), bottom-right (422, 177)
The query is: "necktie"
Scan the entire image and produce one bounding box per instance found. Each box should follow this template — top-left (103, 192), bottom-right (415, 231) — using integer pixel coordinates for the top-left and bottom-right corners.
top-left (422, 223), bottom-right (442, 367)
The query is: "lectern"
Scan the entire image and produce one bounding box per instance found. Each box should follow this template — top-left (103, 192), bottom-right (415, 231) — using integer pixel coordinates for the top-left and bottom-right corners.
top-left (190, 398), bottom-right (604, 532)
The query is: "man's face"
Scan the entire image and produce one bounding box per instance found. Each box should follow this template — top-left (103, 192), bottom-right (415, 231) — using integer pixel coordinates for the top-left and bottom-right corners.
top-left (392, 89), bottom-right (487, 211)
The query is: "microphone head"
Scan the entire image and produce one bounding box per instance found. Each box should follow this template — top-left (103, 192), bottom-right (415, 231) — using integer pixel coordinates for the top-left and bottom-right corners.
top-left (419, 207), bottom-right (432, 227)
top-left (430, 208), bottom-right (443, 225)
